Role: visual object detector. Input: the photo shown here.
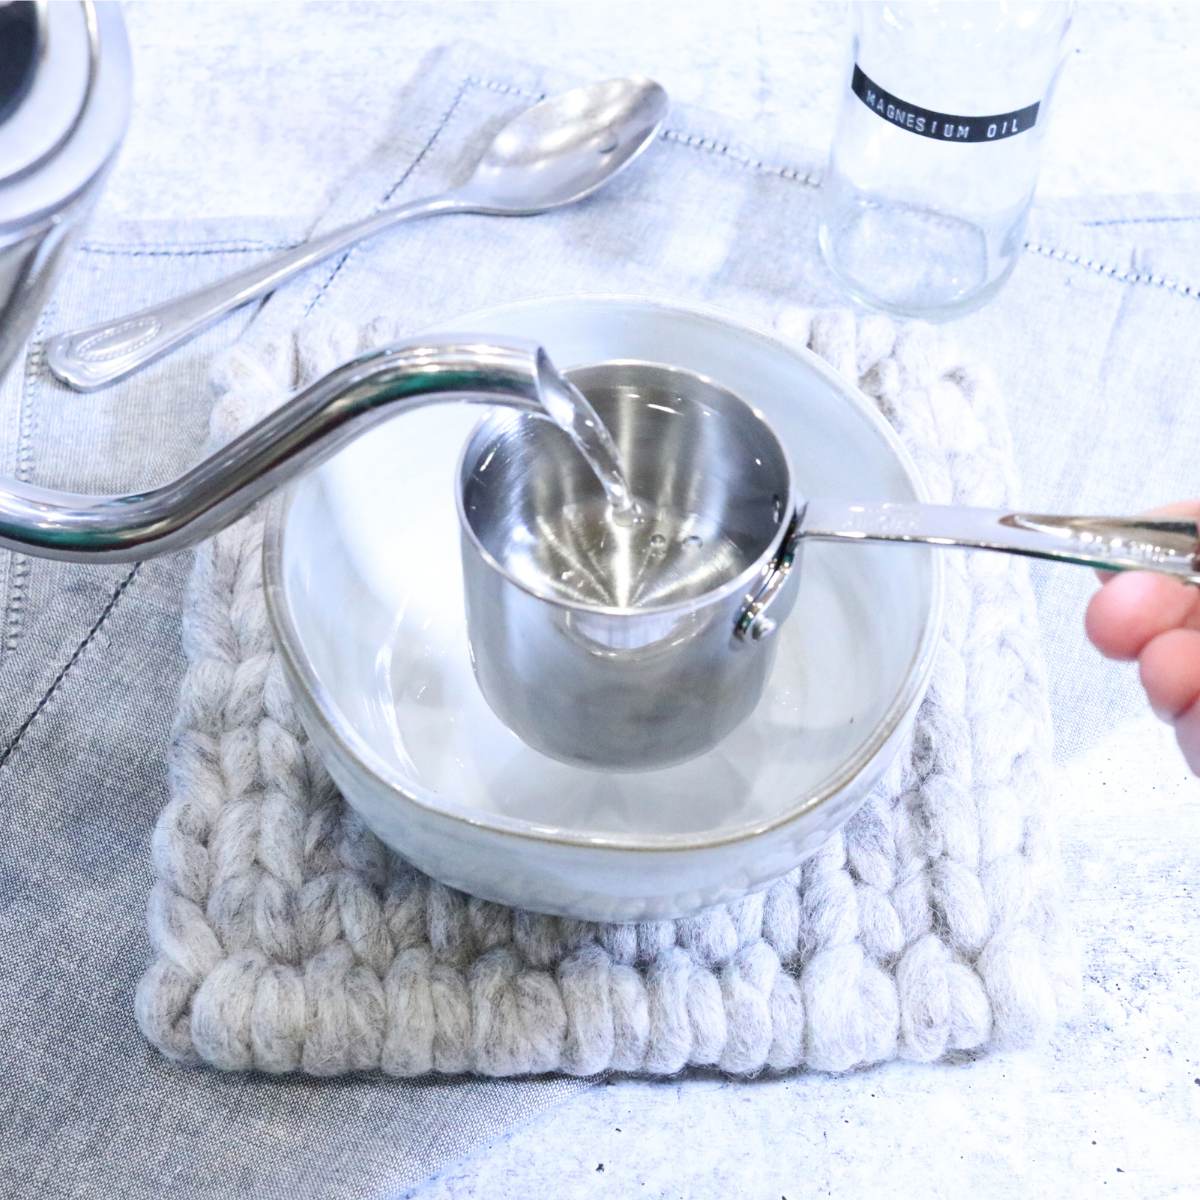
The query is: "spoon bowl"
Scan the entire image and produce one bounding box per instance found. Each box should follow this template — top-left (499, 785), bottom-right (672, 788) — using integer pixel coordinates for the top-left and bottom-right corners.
top-left (459, 77), bottom-right (669, 213)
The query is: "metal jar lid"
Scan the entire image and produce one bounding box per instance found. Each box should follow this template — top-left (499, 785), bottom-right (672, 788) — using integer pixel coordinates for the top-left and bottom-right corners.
top-left (0, 1), bottom-right (131, 232)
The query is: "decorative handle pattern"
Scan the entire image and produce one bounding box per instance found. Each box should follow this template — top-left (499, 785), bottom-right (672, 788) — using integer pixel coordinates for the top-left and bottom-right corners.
top-left (46, 313), bottom-right (173, 390)
top-left (999, 512), bottom-right (1200, 575)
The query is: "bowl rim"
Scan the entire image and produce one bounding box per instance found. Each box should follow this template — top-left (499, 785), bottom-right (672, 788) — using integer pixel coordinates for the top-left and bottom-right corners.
top-left (262, 294), bottom-right (945, 853)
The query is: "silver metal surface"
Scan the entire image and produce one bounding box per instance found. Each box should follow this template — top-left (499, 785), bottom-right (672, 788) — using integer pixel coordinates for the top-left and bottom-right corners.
top-left (734, 509), bottom-right (803, 642)
top-left (798, 498), bottom-right (1200, 581)
top-left (46, 76), bottom-right (670, 391)
top-left (0, 1), bottom-right (130, 382)
top-left (458, 361), bottom-right (798, 770)
top-left (0, 338), bottom-right (554, 561)
top-left (0, 2), bottom-right (47, 128)
top-left (733, 499), bottom-right (1200, 642)
top-left (0, 1), bottom-right (90, 184)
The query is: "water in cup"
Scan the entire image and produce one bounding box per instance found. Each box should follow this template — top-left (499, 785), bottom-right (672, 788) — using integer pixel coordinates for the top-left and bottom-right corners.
top-left (498, 495), bottom-right (745, 609)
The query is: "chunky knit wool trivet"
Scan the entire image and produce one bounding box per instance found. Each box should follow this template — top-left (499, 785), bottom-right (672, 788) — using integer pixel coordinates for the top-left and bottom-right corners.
top-left (136, 311), bottom-right (1078, 1076)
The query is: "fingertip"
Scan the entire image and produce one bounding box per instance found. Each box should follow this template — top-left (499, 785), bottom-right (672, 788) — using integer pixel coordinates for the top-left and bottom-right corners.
top-left (1085, 571), bottom-right (1199, 661)
top-left (1138, 629), bottom-right (1200, 720)
top-left (1085, 586), bottom-right (1126, 658)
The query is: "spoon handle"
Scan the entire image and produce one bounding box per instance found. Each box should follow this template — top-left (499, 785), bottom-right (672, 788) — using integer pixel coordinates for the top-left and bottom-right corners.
top-left (800, 499), bottom-right (1200, 583)
top-left (45, 193), bottom-right (463, 391)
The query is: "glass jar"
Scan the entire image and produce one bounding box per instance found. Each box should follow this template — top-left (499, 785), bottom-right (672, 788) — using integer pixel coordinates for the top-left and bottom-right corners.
top-left (818, 2), bottom-right (1073, 319)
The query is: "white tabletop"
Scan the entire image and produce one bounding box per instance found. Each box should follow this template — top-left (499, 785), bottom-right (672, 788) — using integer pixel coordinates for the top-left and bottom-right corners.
top-left (106, 4), bottom-right (1200, 1196)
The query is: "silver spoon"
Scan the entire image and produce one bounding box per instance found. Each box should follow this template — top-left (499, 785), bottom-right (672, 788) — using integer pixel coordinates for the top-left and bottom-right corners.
top-left (46, 76), bottom-right (670, 391)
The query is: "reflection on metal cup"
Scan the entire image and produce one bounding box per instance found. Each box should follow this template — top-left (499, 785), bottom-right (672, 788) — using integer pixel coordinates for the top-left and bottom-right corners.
top-left (457, 361), bottom-right (802, 770)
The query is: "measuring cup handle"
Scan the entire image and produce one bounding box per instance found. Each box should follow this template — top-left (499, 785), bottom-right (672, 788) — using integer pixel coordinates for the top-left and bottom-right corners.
top-left (735, 500), bottom-right (1200, 643)
top-left (800, 499), bottom-right (1200, 582)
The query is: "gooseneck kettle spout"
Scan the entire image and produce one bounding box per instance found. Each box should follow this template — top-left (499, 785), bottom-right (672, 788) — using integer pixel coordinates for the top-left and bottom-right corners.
top-left (5, 335), bottom-right (1198, 587)
top-left (0, 339), bottom-right (558, 563)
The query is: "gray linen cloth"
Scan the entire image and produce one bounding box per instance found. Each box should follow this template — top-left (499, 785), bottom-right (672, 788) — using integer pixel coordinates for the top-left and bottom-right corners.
top-left (2, 38), bottom-right (1199, 1200)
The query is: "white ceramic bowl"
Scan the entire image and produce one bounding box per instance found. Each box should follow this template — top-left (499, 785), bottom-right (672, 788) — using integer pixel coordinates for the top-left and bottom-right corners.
top-left (263, 297), bottom-right (942, 921)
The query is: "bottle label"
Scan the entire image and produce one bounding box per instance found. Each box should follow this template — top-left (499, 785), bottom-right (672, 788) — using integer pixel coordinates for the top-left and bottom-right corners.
top-left (851, 64), bottom-right (1039, 142)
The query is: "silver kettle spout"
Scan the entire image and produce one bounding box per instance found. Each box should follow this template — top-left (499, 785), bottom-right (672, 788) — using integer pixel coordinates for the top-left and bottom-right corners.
top-left (0, 338), bottom-right (556, 562)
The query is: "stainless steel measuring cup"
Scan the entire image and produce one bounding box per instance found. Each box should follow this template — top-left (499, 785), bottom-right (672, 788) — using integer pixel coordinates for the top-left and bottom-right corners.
top-left (458, 360), bottom-right (1200, 772)
top-left (458, 361), bottom-right (802, 771)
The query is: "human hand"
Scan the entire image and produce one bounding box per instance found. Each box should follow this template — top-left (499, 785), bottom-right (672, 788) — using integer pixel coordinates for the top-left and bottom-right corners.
top-left (1085, 502), bottom-right (1200, 772)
